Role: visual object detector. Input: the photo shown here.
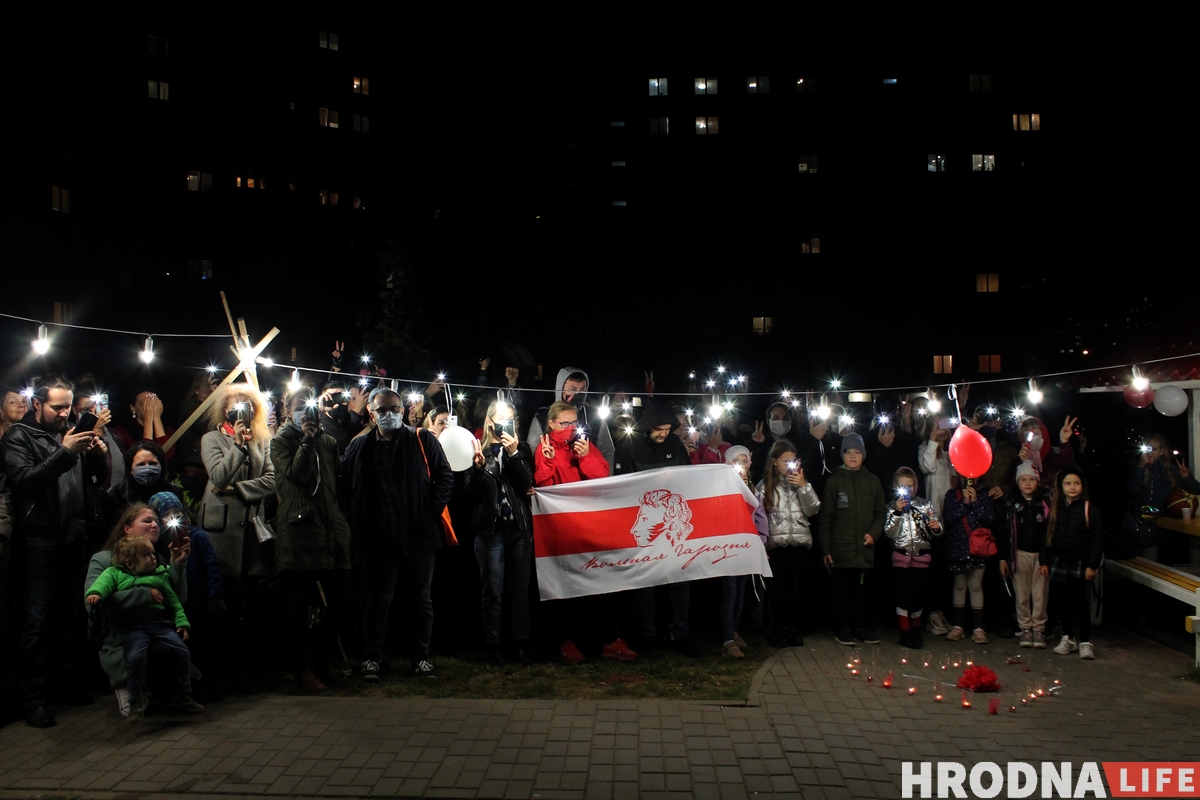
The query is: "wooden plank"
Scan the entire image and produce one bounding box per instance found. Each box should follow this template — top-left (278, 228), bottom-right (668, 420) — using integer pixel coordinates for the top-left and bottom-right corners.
top-left (1157, 516), bottom-right (1200, 538)
top-left (1107, 561), bottom-right (1197, 605)
top-left (1116, 559), bottom-right (1200, 591)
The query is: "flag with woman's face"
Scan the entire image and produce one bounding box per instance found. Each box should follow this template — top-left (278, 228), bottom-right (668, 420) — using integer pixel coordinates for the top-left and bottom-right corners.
top-left (532, 464), bottom-right (771, 600)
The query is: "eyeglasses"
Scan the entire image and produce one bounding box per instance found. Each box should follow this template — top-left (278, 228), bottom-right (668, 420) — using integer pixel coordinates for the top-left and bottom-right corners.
top-left (373, 405), bottom-right (402, 415)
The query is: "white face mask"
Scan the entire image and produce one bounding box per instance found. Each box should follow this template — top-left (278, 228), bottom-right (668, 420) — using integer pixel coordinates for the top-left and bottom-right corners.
top-left (376, 412), bottom-right (403, 432)
top-left (769, 419), bottom-right (791, 436)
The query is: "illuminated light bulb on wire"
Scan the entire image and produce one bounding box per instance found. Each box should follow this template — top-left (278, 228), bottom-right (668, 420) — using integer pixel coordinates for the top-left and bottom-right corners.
top-left (260, 358), bottom-right (274, 368)
top-left (728, 378), bottom-right (738, 388)
top-left (926, 389), bottom-right (941, 414)
top-left (815, 395), bottom-right (831, 421)
top-left (716, 365), bottom-right (726, 374)
top-left (597, 404), bottom-right (610, 420)
top-left (1132, 375), bottom-right (1149, 392)
top-left (139, 337), bottom-right (155, 364)
top-left (32, 325), bottom-right (50, 355)
top-left (436, 372), bottom-right (446, 382)
top-left (705, 379), bottom-right (715, 389)
top-left (688, 371), bottom-right (695, 379)
top-left (361, 355), bottom-right (371, 364)
top-left (288, 370), bottom-right (302, 392)
top-left (736, 375), bottom-right (746, 384)
top-left (238, 347), bottom-right (254, 366)
top-left (1027, 379), bottom-right (1043, 405)
top-left (830, 379), bottom-right (842, 390)
top-left (709, 405), bottom-right (723, 419)
top-left (456, 392), bottom-right (465, 402)
top-left (781, 390), bottom-right (791, 399)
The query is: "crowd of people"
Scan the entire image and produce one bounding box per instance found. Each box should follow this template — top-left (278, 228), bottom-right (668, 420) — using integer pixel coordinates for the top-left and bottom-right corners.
top-left (1, 357), bottom-right (1196, 730)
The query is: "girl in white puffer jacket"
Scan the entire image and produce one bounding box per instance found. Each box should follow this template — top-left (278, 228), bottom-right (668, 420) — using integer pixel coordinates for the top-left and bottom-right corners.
top-left (756, 440), bottom-right (821, 647)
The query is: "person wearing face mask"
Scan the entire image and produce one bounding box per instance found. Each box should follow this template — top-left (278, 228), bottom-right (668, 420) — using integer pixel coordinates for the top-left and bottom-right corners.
top-left (272, 388), bottom-right (353, 692)
top-left (526, 366), bottom-right (615, 469)
top-left (104, 442), bottom-right (183, 529)
top-left (748, 403), bottom-right (805, 485)
top-left (341, 387), bottom-right (454, 680)
top-left (4, 375), bottom-right (107, 727)
top-left (198, 385), bottom-right (276, 580)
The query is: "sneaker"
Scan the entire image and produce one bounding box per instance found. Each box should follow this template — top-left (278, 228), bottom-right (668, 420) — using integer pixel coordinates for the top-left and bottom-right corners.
top-left (560, 640), bottom-right (585, 665)
top-left (601, 638), bottom-right (638, 661)
top-left (853, 629), bottom-right (881, 644)
top-left (1078, 641), bottom-right (1095, 660)
top-left (413, 659), bottom-right (436, 677)
top-left (722, 641), bottom-right (745, 659)
top-left (672, 636), bottom-right (702, 658)
top-left (972, 628), bottom-right (989, 645)
top-left (834, 628), bottom-right (856, 646)
top-left (1032, 630), bottom-right (1047, 649)
top-left (1017, 629), bottom-right (1033, 648)
top-left (1052, 636), bottom-right (1078, 655)
top-left (733, 633), bottom-right (747, 651)
top-left (114, 688), bottom-right (131, 718)
top-left (361, 659), bottom-right (381, 683)
top-left (172, 694), bottom-right (205, 713)
top-left (928, 612), bottom-right (950, 636)
top-left (126, 695), bottom-right (149, 724)
top-left (946, 626), bottom-right (965, 642)
top-left (24, 706), bottom-right (56, 728)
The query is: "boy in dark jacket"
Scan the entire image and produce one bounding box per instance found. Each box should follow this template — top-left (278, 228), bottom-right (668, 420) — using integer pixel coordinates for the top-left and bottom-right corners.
top-left (818, 434), bottom-right (886, 646)
top-left (1000, 462), bottom-right (1050, 649)
top-left (1039, 465), bottom-right (1104, 660)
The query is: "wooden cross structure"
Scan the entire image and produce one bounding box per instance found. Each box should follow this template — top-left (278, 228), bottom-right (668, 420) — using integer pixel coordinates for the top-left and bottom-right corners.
top-left (163, 292), bottom-right (280, 453)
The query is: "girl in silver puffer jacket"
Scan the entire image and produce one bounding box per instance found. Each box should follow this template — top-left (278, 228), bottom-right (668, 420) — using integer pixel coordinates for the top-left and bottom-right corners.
top-left (756, 441), bottom-right (821, 647)
top-left (883, 467), bottom-right (942, 649)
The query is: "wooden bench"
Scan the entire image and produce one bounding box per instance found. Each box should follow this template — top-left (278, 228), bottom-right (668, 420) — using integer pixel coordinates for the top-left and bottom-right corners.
top-left (1106, 556), bottom-right (1200, 666)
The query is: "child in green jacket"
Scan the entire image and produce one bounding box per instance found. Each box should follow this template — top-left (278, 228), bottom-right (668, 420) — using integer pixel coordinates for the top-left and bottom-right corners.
top-left (86, 536), bottom-right (204, 722)
top-left (818, 434), bottom-right (886, 646)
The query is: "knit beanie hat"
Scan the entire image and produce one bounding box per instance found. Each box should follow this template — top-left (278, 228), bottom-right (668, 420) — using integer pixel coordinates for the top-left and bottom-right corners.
top-left (1015, 461), bottom-right (1039, 482)
top-left (724, 445), bottom-right (751, 465)
top-left (841, 433), bottom-right (865, 455)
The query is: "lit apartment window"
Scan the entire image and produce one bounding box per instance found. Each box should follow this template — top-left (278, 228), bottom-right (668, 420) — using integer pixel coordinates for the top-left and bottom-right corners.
top-left (928, 154), bottom-right (946, 173)
top-left (800, 238), bottom-right (820, 254)
top-left (353, 114), bottom-right (370, 133)
top-left (1013, 113), bottom-right (1041, 131)
top-left (611, 161), bottom-right (626, 167)
top-left (752, 316), bottom-right (774, 335)
top-left (795, 77), bottom-right (811, 93)
top-left (51, 185), bottom-right (70, 213)
top-left (235, 173), bottom-right (264, 190)
top-left (695, 116), bottom-right (719, 134)
top-left (882, 78), bottom-right (898, 84)
top-left (978, 354), bottom-right (1002, 374)
top-left (610, 121), bottom-right (625, 127)
top-left (319, 31), bottom-right (339, 50)
top-left (746, 76), bottom-right (769, 94)
top-left (187, 171), bottom-right (213, 192)
top-left (649, 117), bottom-right (669, 135)
top-left (318, 108), bottom-right (339, 128)
top-left (975, 273), bottom-right (1000, 292)
top-left (694, 77), bottom-right (718, 95)
top-left (148, 80), bottom-right (169, 100)
top-left (933, 355), bottom-right (953, 374)
top-left (648, 77), bottom-right (668, 96)
top-left (148, 35), bottom-right (169, 55)
top-left (968, 74), bottom-right (991, 92)
top-left (352, 76), bottom-right (369, 95)
top-left (612, 201), bottom-right (627, 206)
top-left (188, 259), bottom-right (213, 280)
top-left (972, 154), bottom-right (995, 172)
top-left (353, 196), bottom-right (364, 210)
top-left (798, 155), bottom-right (819, 173)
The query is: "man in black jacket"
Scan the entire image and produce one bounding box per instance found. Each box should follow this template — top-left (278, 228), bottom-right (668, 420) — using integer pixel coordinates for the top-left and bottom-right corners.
top-left (613, 400), bottom-right (700, 656)
top-left (341, 387), bottom-right (454, 678)
top-left (3, 375), bottom-right (106, 727)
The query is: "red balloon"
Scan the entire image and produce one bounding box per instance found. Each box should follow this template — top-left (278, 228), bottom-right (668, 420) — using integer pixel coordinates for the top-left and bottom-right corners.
top-left (1124, 386), bottom-right (1155, 409)
top-left (949, 425), bottom-right (993, 479)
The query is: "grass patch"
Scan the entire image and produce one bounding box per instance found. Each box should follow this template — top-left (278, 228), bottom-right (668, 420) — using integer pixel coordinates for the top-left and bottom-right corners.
top-left (229, 633), bottom-right (776, 702)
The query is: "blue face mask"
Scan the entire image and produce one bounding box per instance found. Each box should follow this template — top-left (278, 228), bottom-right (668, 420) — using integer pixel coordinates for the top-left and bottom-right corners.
top-left (376, 412), bottom-right (403, 432)
top-left (291, 410), bottom-right (308, 429)
top-left (132, 464), bottom-right (161, 486)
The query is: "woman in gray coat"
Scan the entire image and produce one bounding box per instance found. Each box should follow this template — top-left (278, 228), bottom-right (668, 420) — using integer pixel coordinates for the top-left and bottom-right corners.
top-left (198, 385), bottom-right (276, 578)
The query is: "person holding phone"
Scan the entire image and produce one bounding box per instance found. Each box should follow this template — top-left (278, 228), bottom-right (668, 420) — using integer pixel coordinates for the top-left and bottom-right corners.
top-left (198, 385), bottom-right (276, 580)
top-left (463, 400), bottom-right (535, 664)
top-left (757, 441), bottom-right (821, 648)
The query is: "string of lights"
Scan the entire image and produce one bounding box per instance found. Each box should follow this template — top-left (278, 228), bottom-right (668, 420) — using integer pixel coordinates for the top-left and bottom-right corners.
top-left (6, 313), bottom-right (1197, 418)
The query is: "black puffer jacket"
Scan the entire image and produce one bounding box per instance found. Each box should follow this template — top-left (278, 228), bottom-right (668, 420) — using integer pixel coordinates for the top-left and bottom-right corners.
top-left (462, 442), bottom-right (534, 536)
top-left (1041, 467), bottom-right (1104, 569)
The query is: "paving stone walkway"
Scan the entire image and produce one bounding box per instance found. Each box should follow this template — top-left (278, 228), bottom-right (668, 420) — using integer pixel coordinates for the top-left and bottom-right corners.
top-left (1, 629), bottom-right (1197, 799)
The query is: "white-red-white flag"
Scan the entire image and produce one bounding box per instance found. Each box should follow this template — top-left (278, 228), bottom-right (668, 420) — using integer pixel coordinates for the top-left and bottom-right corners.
top-left (532, 464), bottom-right (771, 600)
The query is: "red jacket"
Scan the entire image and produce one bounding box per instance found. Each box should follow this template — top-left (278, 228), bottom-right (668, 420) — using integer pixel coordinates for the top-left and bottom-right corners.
top-left (690, 441), bottom-right (731, 466)
top-left (534, 428), bottom-right (610, 486)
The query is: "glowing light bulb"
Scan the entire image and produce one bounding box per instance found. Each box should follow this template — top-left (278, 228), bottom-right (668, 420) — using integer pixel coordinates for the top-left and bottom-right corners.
top-left (456, 393), bottom-right (465, 402)
top-left (139, 337), bottom-right (155, 364)
top-left (830, 379), bottom-right (842, 390)
top-left (597, 405), bottom-right (610, 420)
top-left (260, 358), bottom-right (274, 368)
top-left (716, 365), bottom-right (726, 374)
top-left (32, 325), bottom-right (50, 355)
top-left (705, 380), bottom-right (715, 389)
top-left (361, 355), bottom-right (371, 364)
top-left (1028, 379), bottom-right (1043, 404)
top-left (781, 390), bottom-right (791, 399)
top-left (1132, 376), bottom-right (1149, 391)
top-left (288, 371), bottom-right (302, 392)
top-left (736, 375), bottom-right (746, 384)
top-left (709, 405), bottom-right (722, 419)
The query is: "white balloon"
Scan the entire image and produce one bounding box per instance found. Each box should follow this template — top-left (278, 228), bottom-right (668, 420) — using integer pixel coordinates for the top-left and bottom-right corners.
top-left (439, 424), bottom-right (479, 471)
top-left (1153, 385), bottom-right (1189, 417)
